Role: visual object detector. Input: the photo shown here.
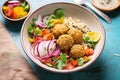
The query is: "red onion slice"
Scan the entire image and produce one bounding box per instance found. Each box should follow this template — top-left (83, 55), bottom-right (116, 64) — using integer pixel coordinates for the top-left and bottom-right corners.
top-left (7, 3), bottom-right (20, 7)
top-left (43, 16), bottom-right (49, 24)
top-left (35, 15), bottom-right (47, 28)
top-left (52, 47), bottom-right (61, 56)
top-left (33, 43), bottom-right (39, 56)
top-left (30, 44), bottom-right (34, 57)
top-left (47, 40), bottom-right (56, 55)
top-left (8, 0), bottom-right (20, 4)
top-left (7, 0), bottom-right (21, 7)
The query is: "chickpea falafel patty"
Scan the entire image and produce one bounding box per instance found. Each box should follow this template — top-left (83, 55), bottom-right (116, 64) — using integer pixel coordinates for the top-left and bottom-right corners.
top-left (70, 44), bottom-right (85, 59)
top-left (52, 24), bottom-right (69, 38)
top-left (57, 34), bottom-right (74, 50)
top-left (68, 28), bottom-right (83, 44)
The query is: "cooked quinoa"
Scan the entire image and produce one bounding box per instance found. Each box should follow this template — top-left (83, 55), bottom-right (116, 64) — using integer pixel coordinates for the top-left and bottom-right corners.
top-left (64, 17), bottom-right (91, 33)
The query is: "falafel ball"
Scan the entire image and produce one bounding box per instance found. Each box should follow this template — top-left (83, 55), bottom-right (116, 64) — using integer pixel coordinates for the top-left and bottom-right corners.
top-left (70, 44), bottom-right (85, 59)
top-left (57, 34), bottom-right (74, 50)
top-left (68, 28), bottom-right (83, 44)
top-left (52, 24), bottom-right (69, 38)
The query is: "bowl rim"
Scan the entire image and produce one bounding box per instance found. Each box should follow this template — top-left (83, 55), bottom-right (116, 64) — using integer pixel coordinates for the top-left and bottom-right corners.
top-left (20, 2), bottom-right (106, 73)
top-left (1, 0), bottom-right (31, 21)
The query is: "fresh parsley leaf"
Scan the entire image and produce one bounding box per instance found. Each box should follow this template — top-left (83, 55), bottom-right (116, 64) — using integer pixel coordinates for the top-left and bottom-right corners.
top-left (59, 53), bottom-right (67, 64)
top-left (50, 48), bottom-right (53, 51)
top-left (44, 47), bottom-right (47, 50)
top-left (57, 60), bottom-right (65, 70)
top-left (87, 40), bottom-right (95, 48)
top-left (53, 53), bottom-right (67, 70)
top-left (83, 35), bottom-right (90, 42)
top-left (83, 35), bottom-right (95, 48)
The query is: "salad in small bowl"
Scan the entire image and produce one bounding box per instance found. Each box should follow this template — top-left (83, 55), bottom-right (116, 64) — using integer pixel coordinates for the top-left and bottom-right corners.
top-left (1, 0), bottom-right (31, 21)
top-left (21, 2), bottom-right (105, 73)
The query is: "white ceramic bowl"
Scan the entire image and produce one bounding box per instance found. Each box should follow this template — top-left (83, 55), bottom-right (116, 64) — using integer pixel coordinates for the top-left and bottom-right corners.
top-left (21, 2), bottom-right (105, 73)
top-left (1, 0), bottom-right (31, 21)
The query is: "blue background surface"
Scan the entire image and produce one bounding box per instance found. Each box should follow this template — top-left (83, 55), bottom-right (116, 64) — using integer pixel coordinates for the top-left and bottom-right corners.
top-left (0, 0), bottom-right (120, 80)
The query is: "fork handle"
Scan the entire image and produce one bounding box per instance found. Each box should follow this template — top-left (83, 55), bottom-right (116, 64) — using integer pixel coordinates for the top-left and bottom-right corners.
top-left (84, 1), bottom-right (111, 23)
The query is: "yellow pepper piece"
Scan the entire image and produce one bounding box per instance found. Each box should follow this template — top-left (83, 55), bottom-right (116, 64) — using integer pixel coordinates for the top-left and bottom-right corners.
top-left (50, 17), bottom-right (64, 25)
top-left (86, 32), bottom-right (101, 42)
top-left (29, 38), bottom-right (35, 43)
top-left (2, 6), bottom-right (8, 10)
top-left (13, 6), bottom-right (28, 18)
top-left (83, 56), bottom-right (90, 63)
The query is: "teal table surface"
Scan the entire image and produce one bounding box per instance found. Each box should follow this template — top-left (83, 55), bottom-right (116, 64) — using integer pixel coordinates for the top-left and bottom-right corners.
top-left (0, 0), bottom-right (120, 80)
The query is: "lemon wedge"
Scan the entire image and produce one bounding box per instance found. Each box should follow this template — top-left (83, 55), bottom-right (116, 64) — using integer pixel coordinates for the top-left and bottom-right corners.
top-left (86, 32), bottom-right (100, 42)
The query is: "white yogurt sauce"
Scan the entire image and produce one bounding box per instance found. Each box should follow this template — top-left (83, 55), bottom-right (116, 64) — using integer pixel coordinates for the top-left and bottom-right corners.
top-left (93, 0), bottom-right (119, 9)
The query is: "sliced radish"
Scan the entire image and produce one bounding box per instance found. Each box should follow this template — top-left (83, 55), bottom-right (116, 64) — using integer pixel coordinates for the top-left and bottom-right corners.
top-left (31, 40), bottom-right (61, 60)
top-left (37, 40), bottom-right (50, 57)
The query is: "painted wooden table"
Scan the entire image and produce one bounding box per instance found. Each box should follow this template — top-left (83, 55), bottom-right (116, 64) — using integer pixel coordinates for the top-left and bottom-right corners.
top-left (0, 0), bottom-right (120, 80)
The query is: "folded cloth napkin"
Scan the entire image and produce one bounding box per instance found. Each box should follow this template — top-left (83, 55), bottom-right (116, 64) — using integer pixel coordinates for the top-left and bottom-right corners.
top-left (0, 22), bottom-right (38, 80)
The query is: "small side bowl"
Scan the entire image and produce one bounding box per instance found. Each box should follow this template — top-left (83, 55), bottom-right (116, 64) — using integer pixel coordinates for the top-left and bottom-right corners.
top-left (91, 0), bottom-right (120, 12)
top-left (1, 0), bottom-right (31, 21)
